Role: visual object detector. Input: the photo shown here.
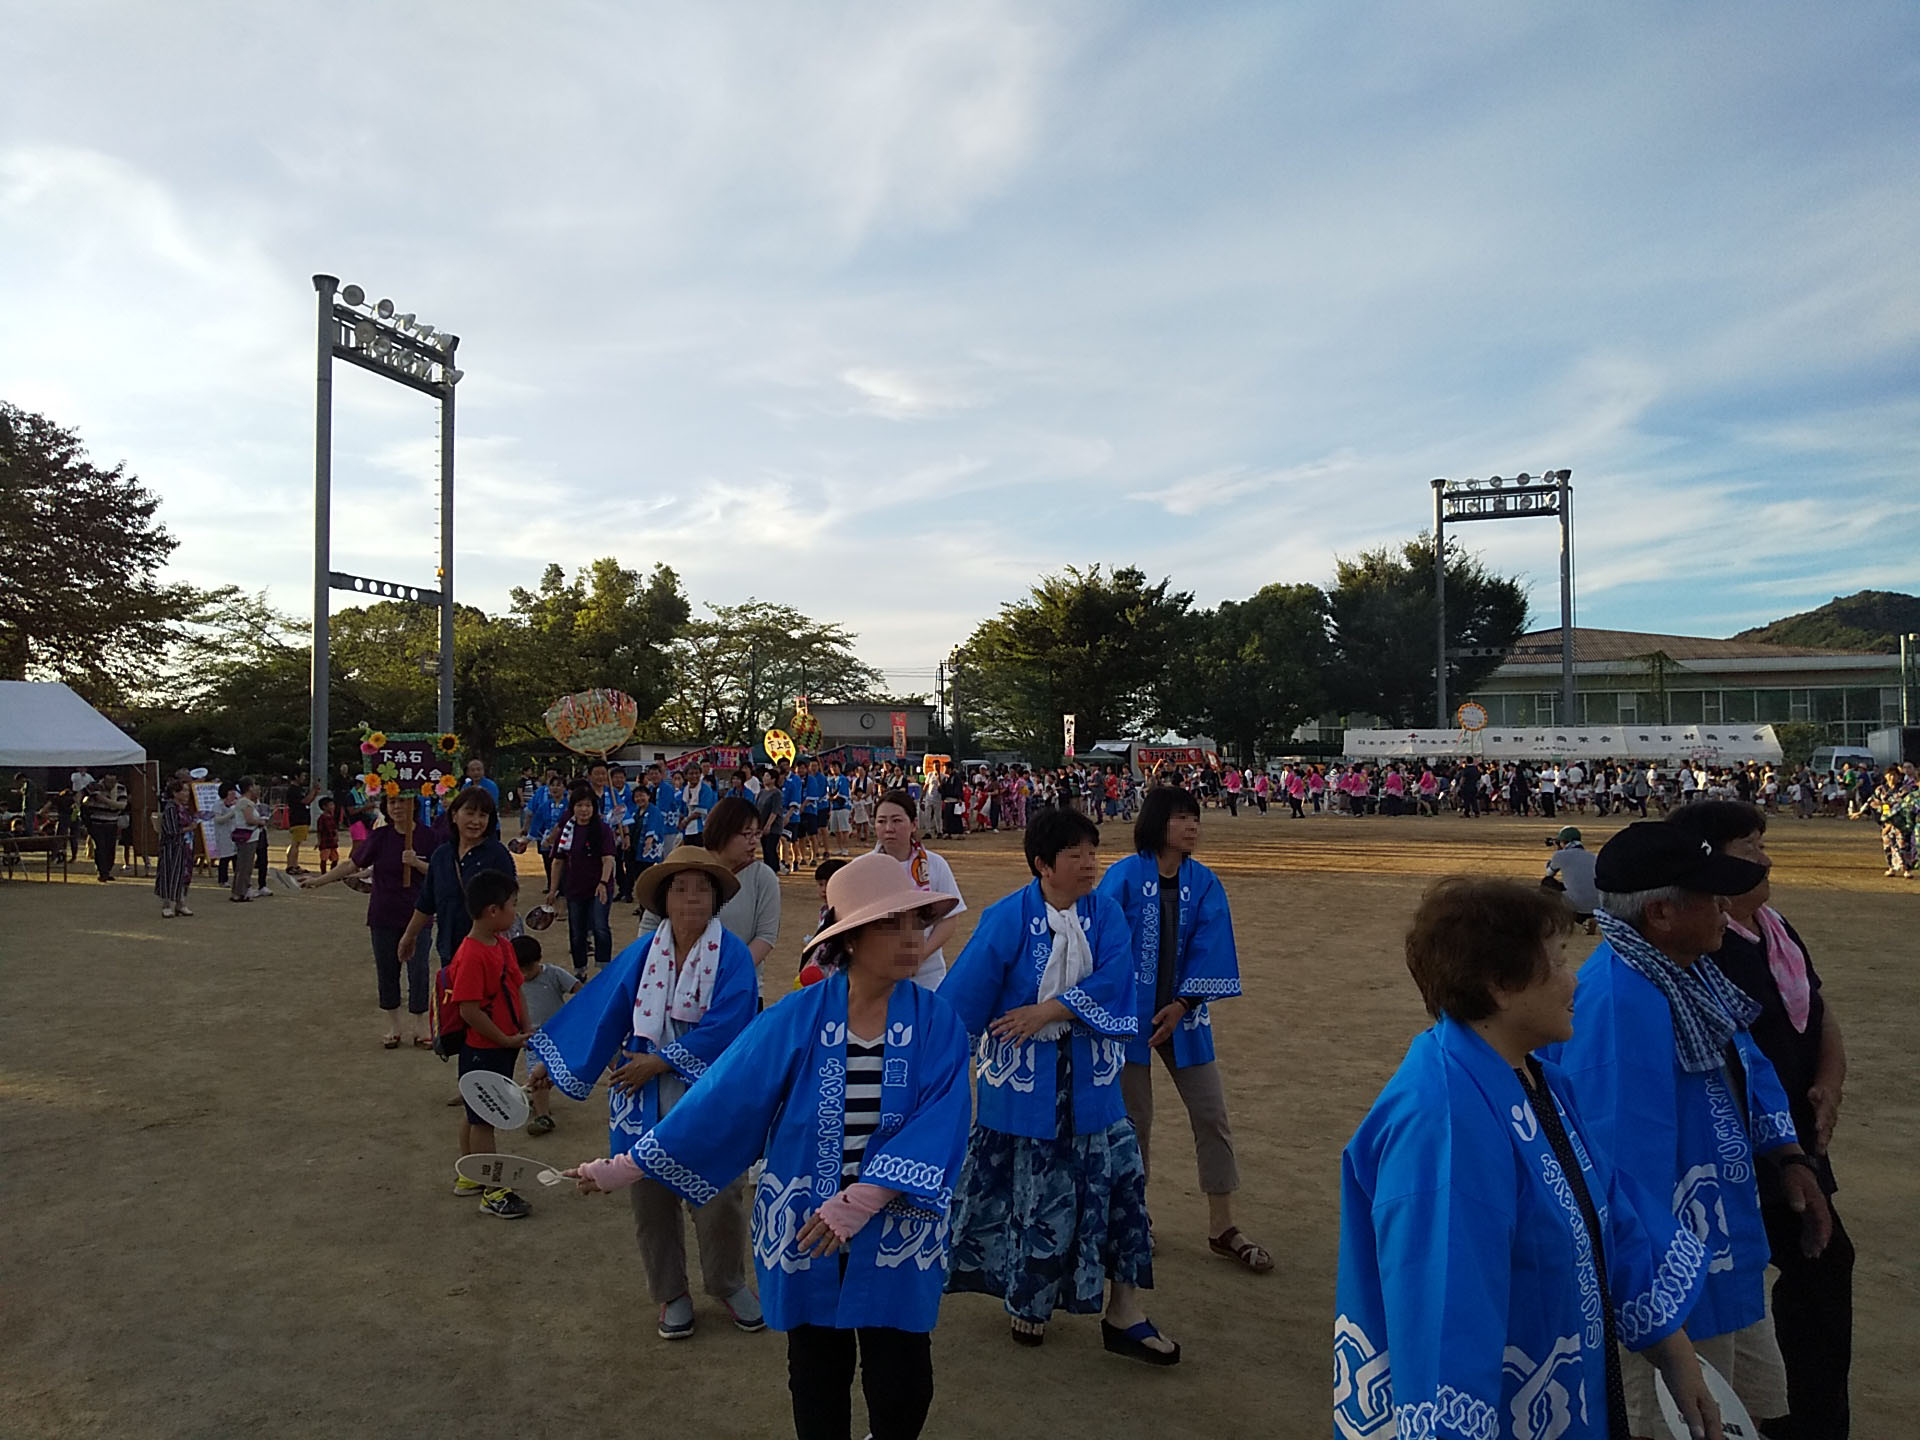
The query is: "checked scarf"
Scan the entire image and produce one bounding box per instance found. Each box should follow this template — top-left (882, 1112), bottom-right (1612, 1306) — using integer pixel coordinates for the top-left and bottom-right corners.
top-left (1594, 907), bottom-right (1760, 1073)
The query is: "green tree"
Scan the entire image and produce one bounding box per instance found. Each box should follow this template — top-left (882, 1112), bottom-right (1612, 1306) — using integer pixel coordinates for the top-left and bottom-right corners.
top-left (657, 600), bottom-right (887, 743)
top-left (127, 590), bottom-right (315, 778)
top-left (0, 402), bottom-right (210, 700)
top-left (957, 566), bottom-right (1194, 760)
top-left (507, 558), bottom-right (689, 723)
top-left (1327, 536), bottom-right (1528, 727)
top-left (1164, 583), bottom-right (1332, 760)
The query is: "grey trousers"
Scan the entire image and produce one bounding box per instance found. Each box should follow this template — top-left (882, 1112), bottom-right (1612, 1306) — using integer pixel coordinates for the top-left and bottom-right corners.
top-left (230, 837), bottom-right (260, 898)
top-left (628, 1175), bottom-right (749, 1304)
top-left (1120, 1050), bottom-right (1240, 1195)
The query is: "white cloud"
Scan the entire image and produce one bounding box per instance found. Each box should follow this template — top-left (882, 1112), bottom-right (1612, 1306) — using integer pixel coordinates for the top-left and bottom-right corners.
top-left (2, 2), bottom-right (1917, 671)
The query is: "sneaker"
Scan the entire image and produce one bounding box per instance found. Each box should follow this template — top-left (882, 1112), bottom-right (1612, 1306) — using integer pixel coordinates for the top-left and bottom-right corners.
top-left (161, 905), bottom-right (175, 918)
top-left (658, 1294), bottom-right (695, 1340)
top-left (480, 1188), bottom-right (531, 1219)
top-left (527, 1114), bottom-right (555, 1136)
top-left (722, 1286), bottom-right (765, 1332)
top-left (176, 904), bottom-right (194, 916)
top-left (249, 887), bottom-right (271, 899)
top-left (453, 1175), bottom-right (484, 1197)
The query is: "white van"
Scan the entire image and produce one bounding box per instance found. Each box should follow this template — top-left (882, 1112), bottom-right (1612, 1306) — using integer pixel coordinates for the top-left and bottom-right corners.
top-left (1808, 745), bottom-right (1876, 775)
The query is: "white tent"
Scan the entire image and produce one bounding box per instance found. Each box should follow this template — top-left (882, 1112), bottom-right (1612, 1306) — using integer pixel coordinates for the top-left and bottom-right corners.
top-left (0, 681), bottom-right (148, 768)
top-left (1343, 724), bottom-right (1783, 764)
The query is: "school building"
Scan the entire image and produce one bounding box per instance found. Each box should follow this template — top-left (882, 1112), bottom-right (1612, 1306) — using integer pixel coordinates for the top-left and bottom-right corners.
top-left (1464, 627), bottom-right (1904, 748)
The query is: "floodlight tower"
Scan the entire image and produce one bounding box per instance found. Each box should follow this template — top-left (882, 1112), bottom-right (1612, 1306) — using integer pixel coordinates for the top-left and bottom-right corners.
top-left (1430, 470), bottom-right (1575, 727)
top-left (310, 275), bottom-right (464, 786)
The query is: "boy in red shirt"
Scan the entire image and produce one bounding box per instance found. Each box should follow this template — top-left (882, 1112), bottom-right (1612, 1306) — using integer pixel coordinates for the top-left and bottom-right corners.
top-left (446, 868), bottom-right (531, 1218)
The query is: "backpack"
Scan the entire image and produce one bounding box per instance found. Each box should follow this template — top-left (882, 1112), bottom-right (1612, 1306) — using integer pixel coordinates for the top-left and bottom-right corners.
top-left (433, 939), bottom-right (523, 1060)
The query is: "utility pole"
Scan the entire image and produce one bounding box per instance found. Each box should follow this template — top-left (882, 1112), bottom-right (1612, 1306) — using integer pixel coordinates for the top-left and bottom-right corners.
top-left (936, 663), bottom-right (946, 734)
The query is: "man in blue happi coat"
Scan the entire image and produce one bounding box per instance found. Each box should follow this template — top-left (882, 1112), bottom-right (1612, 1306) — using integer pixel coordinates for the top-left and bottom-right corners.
top-left (1552, 822), bottom-right (1832, 1436)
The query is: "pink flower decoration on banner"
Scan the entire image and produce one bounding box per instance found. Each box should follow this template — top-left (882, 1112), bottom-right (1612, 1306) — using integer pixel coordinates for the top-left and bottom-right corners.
top-left (360, 741), bottom-right (379, 755)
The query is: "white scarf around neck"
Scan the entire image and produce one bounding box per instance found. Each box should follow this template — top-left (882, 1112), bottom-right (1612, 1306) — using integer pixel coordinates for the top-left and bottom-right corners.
top-left (632, 915), bottom-right (727, 1051)
top-left (1035, 901), bottom-right (1093, 1041)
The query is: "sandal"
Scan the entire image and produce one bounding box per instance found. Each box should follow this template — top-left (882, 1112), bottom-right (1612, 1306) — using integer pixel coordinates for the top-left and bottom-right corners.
top-left (413, 1037), bottom-right (434, 1050)
top-left (1101, 1318), bottom-right (1180, 1366)
top-left (383, 1035), bottom-right (401, 1050)
top-left (1209, 1226), bottom-right (1274, 1274)
top-left (1009, 1318), bottom-right (1046, 1348)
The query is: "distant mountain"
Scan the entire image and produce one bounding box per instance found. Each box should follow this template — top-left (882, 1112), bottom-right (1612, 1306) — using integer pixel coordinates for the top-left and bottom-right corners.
top-left (1733, 590), bottom-right (1920, 653)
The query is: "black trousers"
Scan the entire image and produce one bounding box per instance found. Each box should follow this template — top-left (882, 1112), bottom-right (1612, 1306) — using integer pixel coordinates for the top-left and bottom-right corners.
top-left (787, 1324), bottom-right (932, 1440)
top-left (1763, 1195), bottom-right (1853, 1438)
top-left (614, 841), bottom-right (641, 900)
top-left (87, 820), bottom-right (118, 878)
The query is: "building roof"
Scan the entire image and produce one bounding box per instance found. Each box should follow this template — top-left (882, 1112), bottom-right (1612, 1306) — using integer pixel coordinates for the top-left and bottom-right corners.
top-left (1508, 627), bottom-right (1878, 664)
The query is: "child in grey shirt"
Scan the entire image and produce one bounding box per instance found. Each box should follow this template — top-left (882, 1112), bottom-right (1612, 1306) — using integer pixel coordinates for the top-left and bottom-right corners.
top-left (514, 936), bottom-right (580, 1135)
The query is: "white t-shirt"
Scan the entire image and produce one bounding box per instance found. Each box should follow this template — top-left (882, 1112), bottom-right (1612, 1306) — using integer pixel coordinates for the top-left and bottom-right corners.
top-left (876, 844), bottom-right (967, 990)
top-left (71, 769), bottom-right (95, 794)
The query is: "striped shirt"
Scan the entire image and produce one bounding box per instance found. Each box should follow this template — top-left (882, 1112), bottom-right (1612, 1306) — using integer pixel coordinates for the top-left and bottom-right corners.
top-left (841, 1035), bottom-right (885, 1181)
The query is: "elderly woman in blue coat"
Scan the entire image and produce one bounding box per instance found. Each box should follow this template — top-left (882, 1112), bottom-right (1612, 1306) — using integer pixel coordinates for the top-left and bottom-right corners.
top-left (1337, 877), bottom-right (1723, 1440)
top-left (567, 852), bottom-right (972, 1440)
top-left (528, 847), bottom-right (761, 1340)
top-left (939, 807), bottom-right (1176, 1365)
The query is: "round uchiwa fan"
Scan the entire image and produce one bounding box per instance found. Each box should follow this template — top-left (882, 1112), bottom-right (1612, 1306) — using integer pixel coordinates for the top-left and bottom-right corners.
top-left (544, 689), bottom-right (639, 758)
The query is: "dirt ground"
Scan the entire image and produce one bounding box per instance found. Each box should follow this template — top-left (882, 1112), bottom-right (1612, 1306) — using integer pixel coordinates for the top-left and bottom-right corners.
top-left (3, 811), bottom-right (1914, 1438)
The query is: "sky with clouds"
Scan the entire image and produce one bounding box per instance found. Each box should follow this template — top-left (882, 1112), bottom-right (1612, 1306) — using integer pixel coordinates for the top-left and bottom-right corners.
top-left (4, 1), bottom-right (1916, 693)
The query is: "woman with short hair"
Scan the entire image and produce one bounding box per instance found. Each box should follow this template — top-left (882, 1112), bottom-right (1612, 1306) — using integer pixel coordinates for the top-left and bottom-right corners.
top-left (568, 852), bottom-right (971, 1440)
top-left (641, 795), bottom-right (780, 978)
top-left (531, 847), bottom-right (762, 1340)
top-left (155, 778), bottom-right (196, 917)
top-left (546, 784), bottom-right (617, 980)
top-left (940, 809), bottom-right (1172, 1364)
top-left (1336, 877), bottom-right (1722, 1440)
top-left (303, 789), bottom-right (441, 1048)
top-left (871, 788), bottom-right (966, 989)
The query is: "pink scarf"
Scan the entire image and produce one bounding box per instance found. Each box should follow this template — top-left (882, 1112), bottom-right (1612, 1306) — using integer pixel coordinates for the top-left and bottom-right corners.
top-left (1727, 905), bottom-right (1812, 1032)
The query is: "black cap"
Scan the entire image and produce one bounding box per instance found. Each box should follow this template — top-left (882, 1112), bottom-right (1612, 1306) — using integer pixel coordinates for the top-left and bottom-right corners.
top-left (1593, 821), bottom-right (1767, 895)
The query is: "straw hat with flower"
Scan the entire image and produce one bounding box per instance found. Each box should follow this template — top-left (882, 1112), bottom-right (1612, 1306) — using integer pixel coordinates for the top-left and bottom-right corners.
top-left (803, 852), bottom-right (961, 960)
top-left (633, 846), bottom-right (741, 917)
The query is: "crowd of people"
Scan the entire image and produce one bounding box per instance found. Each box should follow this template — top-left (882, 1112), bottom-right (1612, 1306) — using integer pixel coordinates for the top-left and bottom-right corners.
top-left (22, 728), bottom-right (1884, 1438)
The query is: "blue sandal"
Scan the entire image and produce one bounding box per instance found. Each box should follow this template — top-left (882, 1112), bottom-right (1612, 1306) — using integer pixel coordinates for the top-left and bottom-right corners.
top-left (1101, 1318), bottom-right (1181, 1366)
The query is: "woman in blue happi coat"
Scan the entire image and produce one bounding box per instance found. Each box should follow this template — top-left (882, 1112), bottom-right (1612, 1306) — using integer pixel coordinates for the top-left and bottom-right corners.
top-left (567, 852), bottom-right (972, 1440)
top-left (527, 846), bottom-right (761, 1340)
top-left (1097, 784), bottom-right (1270, 1274)
top-left (939, 807), bottom-right (1177, 1365)
top-left (1337, 878), bottom-right (1724, 1440)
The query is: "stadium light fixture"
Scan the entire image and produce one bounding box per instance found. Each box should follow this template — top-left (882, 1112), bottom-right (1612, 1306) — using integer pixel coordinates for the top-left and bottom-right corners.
top-left (309, 273), bottom-right (464, 790)
top-left (1430, 467), bottom-right (1578, 728)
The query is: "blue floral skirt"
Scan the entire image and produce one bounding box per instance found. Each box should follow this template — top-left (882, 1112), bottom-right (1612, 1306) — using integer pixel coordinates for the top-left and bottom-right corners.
top-left (945, 1050), bottom-right (1153, 1321)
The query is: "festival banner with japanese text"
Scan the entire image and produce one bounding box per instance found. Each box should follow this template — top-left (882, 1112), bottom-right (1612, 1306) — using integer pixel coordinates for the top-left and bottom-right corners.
top-left (890, 712), bottom-right (908, 758)
top-left (358, 728), bottom-right (460, 802)
top-left (1063, 713), bottom-right (1076, 758)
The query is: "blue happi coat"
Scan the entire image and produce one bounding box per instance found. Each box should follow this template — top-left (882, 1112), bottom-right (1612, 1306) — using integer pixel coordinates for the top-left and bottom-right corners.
top-left (1336, 1017), bottom-right (1708, 1440)
top-left (1096, 852), bottom-right (1242, 1067)
top-left (525, 929), bottom-right (758, 1156)
top-left (937, 880), bottom-right (1138, 1140)
top-left (1548, 942), bottom-right (1798, 1342)
top-left (633, 971), bottom-right (973, 1332)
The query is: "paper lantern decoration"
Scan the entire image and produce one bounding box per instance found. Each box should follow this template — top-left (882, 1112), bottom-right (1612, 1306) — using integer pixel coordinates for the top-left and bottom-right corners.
top-left (543, 689), bottom-right (639, 757)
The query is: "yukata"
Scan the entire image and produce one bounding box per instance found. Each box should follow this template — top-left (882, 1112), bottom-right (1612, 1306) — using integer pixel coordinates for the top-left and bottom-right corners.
top-left (154, 798), bottom-right (195, 906)
top-left (1097, 853), bottom-right (1244, 1197)
top-left (528, 921), bottom-right (759, 1303)
top-left (938, 881), bottom-right (1150, 1322)
top-left (1336, 1017), bottom-right (1708, 1440)
top-left (633, 970), bottom-right (973, 1331)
